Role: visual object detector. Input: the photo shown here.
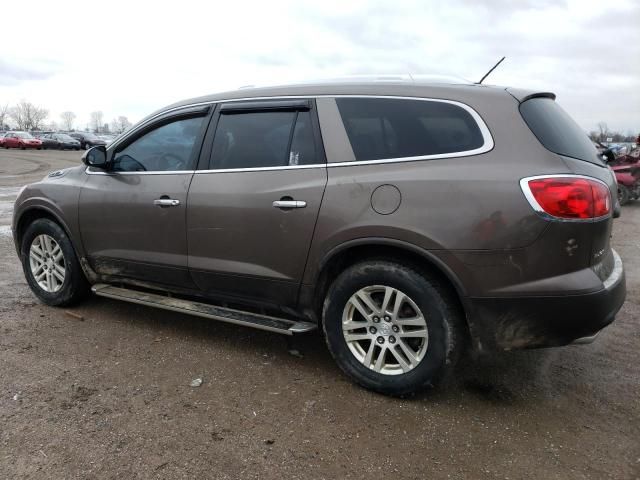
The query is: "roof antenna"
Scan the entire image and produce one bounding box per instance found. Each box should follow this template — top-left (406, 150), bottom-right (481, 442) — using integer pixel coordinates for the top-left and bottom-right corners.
top-left (477, 56), bottom-right (506, 84)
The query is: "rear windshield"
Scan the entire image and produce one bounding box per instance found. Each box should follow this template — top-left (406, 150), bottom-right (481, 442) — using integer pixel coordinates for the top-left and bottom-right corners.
top-left (520, 97), bottom-right (603, 165)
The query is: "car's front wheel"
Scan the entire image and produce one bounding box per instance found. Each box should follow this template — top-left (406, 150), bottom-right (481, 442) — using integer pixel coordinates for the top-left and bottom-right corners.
top-left (323, 260), bottom-right (464, 396)
top-left (21, 218), bottom-right (89, 306)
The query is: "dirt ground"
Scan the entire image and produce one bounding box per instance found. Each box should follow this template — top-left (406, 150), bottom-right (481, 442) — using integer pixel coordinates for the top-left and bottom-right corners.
top-left (0, 149), bottom-right (638, 480)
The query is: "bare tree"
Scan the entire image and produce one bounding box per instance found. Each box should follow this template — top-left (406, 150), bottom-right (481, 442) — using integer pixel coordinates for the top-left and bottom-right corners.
top-left (111, 115), bottom-right (132, 134)
top-left (90, 111), bottom-right (104, 133)
top-left (0, 103), bottom-right (9, 129)
top-left (9, 100), bottom-right (48, 131)
top-left (597, 122), bottom-right (609, 142)
top-left (60, 111), bottom-right (76, 131)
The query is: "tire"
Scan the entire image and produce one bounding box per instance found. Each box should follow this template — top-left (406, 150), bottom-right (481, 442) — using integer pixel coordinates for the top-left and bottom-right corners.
top-left (618, 184), bottom-right (630, 206)
top-left (20, 145), bottom-right (25, 150)
top-left (20, 218), bottom-right (90, 306)
top-left (322, 260), bottom-right (464, 396)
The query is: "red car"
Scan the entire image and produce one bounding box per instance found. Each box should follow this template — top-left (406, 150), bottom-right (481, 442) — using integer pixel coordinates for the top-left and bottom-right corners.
top-left (1, 131), bottom-right (42, 150)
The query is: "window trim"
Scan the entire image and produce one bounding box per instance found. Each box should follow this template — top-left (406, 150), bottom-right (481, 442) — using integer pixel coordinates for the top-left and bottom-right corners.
top-left (329, 96), bottom-right (494, 165)
top-left (100, 94), bottom-right (492, 175)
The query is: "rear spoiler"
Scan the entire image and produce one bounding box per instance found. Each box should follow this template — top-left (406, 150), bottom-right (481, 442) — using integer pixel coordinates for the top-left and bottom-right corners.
top-left (506, 88), bottom-right (556, 103)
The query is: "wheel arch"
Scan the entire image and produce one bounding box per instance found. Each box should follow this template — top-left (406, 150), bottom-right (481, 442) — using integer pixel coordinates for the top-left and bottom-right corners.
top-left (14, 206), bottom-right (80, 258)
top-left (306, 238), bottom-right (474, 341)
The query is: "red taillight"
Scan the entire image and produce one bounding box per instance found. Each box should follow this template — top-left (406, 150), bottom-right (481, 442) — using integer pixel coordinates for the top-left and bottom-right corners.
top-left (522, 176), bottom-right (611, 219)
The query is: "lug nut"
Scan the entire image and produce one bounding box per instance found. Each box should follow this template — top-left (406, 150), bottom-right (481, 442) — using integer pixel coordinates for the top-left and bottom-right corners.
top-left (372, 316), bottom-right (380, 323)
top-left (369, 326), bottom-right (377, 334)
top-left (389, 336), bottom-right (396, 344)
top-left (383, 315), bottom-right (391, 322)
top-left (392, 325), bottom-right (399, 333)
top-left (377, 336), bottom-right (384, 344)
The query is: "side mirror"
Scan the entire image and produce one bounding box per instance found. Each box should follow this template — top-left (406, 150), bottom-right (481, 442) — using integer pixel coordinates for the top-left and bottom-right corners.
top-left (82, 145), bottom-right (108, 168)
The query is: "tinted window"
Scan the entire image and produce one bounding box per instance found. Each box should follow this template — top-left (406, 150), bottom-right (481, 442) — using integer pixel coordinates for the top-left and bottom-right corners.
top-left (336, 98), bottom-right (485, 161)
top-left (289, 112), bottom-right (316, 166)
top-left (112, 117), bottom-right (204, 172)
top-left (211, 110), bottom-right (317, 169)
top-left (520, 97), bottom-right (603, 165)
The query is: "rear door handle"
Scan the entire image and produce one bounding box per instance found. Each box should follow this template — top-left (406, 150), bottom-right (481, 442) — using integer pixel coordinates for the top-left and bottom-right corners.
top-left (272, 200), bottom-right (307, 209)
top-left (154, 198), bottom-right (180, 207)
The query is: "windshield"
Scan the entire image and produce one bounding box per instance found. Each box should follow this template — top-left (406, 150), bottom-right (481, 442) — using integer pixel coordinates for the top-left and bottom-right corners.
top-left (16, 132), bottom-right (33, 139)
top-left (84, 133), bottom-right (99, 140)
top-left (58, 134), bottom-right (75, 141)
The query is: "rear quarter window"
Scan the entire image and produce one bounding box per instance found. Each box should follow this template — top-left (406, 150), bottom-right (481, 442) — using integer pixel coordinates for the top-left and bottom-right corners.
top-left (519, 97), bottom-right (603, 165)
top-left (335, 97), bottom-right (486, 161)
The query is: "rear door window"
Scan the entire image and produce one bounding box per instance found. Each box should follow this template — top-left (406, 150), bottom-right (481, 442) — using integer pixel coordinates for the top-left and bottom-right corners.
top-left (335, 97), bottom-right (485, 161)
top-left (210, 110), bottom-right (318, 169)
top-left (519, 97), bottom-right (603, 165)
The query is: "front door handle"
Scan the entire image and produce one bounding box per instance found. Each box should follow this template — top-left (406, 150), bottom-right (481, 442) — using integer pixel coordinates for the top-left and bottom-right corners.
top-left (154, 198), bottom-right (180, 207)
top-left (272, 200), bottom-right (307, 209)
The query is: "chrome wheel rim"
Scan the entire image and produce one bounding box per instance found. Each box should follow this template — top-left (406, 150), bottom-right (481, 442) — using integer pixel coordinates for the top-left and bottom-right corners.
top-left (342, 285), bottom-right (429, 375)
top-left (29, 234), bottom-right (66, 293)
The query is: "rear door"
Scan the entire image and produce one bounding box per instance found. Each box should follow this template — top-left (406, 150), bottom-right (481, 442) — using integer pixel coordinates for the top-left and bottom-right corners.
top-left (187, 99), bottom-right (327, 307)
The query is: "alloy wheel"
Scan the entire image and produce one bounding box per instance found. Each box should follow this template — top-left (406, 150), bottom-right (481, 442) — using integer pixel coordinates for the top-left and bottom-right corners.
top-left (342, 285), bottom-right (429, 375)
top-left (29, 234), bottom-right (66, 293)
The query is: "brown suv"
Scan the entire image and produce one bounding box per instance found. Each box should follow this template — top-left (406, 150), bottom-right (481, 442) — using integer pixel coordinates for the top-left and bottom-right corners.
top-left (12, 80), bottom-right (626, 395)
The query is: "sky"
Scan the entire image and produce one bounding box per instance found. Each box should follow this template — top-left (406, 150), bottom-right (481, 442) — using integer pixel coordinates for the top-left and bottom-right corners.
top-left (1, 0), bottom-right (638, 134)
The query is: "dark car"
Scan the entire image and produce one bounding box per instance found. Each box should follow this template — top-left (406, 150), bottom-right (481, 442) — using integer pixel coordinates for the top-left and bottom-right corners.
top-left (2, 131), bottom-right (42, 149)
top-left (35, 133), bottom-right (59, 150)
top-left (12, 80), bottom-right (626, 396)
top-left (68, 132), bottom-right (107, 149)
top-left (41, 133), bottom-right (81, 150)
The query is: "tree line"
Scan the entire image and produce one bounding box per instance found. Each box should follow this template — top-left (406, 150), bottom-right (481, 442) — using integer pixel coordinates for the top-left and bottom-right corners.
top-left (588, 122), bottom-right (638, 144)
top-left (0, 100), bottom-right (132, 134)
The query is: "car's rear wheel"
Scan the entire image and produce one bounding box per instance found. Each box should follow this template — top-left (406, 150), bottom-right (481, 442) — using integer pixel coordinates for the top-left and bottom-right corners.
top-left (322, 260), bottom-right (464, 396)
top-left (21, 218), bottom-right (89, 306)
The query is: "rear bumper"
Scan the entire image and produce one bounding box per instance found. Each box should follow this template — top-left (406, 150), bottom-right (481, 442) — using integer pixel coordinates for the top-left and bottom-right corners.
top-left (467, 250), bottom-right (626, 350)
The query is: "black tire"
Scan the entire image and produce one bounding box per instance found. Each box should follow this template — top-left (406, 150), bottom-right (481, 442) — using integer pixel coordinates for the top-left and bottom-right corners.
top-left (618, 184), bottom-right (630, 206)
top-left (322, 260), bottom-right (464, 396)
top-left (20, 218), bottom-right (90, 306)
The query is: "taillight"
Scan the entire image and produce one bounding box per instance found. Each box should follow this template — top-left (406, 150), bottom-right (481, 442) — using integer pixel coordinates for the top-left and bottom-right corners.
top-left (521, 175), bottom-right (611, 219)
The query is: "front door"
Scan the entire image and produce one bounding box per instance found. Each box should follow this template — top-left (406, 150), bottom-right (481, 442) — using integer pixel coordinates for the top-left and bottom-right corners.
top-left (187, 99), bottom-right (327, 307)
top-left (79, 110), bottom-right (210, 287)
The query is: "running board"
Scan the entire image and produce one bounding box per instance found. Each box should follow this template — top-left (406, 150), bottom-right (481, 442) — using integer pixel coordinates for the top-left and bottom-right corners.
top-left (91, 284), bottom-right (316, 335)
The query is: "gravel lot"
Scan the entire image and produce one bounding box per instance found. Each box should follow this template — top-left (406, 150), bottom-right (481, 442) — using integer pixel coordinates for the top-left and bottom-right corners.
top-left (0, 150), bottom-right (638, 479)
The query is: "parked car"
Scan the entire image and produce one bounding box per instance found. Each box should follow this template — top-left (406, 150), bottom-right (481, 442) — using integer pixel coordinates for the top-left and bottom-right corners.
top-left (12, 80), bottom-right (626, 396)
top-left (35, 133), bottom-right (60, 150)
top-left (40, 133), bottom-right (82, 150)
top-left (98, 134), bottom-right (117, 146)
top-left (68, 132), bottom-right (107, 149)
top-left (2, 131), bottom-right (42, 149)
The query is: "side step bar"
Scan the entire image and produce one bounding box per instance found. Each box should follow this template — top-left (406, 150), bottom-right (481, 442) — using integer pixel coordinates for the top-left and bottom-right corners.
top-left (91, 284), bottom-right (316, 335)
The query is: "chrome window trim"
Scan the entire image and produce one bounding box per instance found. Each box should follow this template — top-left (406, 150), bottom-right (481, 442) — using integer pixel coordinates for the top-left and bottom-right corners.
top-left (519, 174), bottom-right (612, 222)
top-left (85, 167), bottom-right (195, 176)
top-left (110, 94), bottom-right (494, 173)
top-left (196, 164), bottom-right (325, 174)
